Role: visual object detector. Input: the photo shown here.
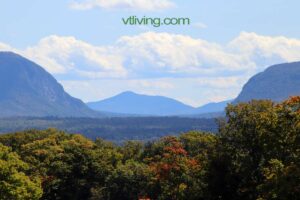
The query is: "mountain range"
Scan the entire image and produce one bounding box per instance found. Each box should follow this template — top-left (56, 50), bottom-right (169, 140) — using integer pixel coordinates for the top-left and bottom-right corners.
top-left (88, 62), bottom-right (300, 116)
top-left (0, 51), bottom-right (300, 117)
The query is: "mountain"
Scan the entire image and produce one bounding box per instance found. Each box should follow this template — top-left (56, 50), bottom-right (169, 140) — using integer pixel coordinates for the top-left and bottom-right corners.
top-left (87, 91), bottom-right (231, 116)
top-left (182, 100), bottom-right (232, 118)
top-left (0, 52), bottom-right (101, 117)
top-left (235, 62), bottom-right (300, 103)
top-left (195, 100), bottom-right (232, 114)
top-left (87, 91), bottom-right (196, 116)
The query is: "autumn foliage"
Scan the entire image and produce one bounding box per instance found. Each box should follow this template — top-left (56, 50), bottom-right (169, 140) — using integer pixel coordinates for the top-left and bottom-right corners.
top-left (0, 96), bottom-right (299, 200)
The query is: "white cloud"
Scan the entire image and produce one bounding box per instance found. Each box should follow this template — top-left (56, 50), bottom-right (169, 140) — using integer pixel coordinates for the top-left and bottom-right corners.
top-left (228, 32), bottom-right (300, 68)
top-left (24, 35), bottom-right (127, 78)
top-left (128, 79), bottom-right (174, 90)
top-left (194, 76), bottom-right (247, 89)
top-left (2, 31), bottom-right (300, 105)
top-left (12, 32), bottom-right (253, 79)
top-left (70, 0), bottom-right (175, 11)
top-left (114, 32), bottom-right (252, 76)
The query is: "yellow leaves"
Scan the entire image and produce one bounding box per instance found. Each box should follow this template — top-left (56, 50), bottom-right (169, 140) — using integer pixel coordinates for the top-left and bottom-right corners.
top-left (178, 183), bottom-right (187, 192)
top-left (61, 134), bottom-right (94, 149)
top-left (261, 159), bottom-right (284, 182)
top-left (0, 144), bottom-right (43, 200)
top-left (20, 137), bottom-right (64, 161)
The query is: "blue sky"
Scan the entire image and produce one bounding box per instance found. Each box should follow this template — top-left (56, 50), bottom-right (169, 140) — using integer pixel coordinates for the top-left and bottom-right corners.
top-left (1, 0), bottom-right (300, 106)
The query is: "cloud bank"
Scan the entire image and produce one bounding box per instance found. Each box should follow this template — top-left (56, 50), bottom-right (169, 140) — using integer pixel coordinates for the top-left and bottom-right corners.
top-left (1, 32), bottom-right (300, 105)
top-left (11, 32), bottom-right (300, 79)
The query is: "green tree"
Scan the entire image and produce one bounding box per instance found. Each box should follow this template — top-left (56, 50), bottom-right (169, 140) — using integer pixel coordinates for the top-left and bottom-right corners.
top-left (257, 97), bottom-right (300, 200)
top-left (0, 144), bottom-right (42, 200)
top-left (209, 97), bottom-right (300, 200)
top-left (217, 100), bottom-right (277, 200)
top-left (100, 160), bottom-right (152, 200)
top-left (180, 131), bottom-right (217, 163)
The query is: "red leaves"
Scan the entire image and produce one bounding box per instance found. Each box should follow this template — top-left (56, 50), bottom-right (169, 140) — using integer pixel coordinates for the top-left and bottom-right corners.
top-left (149, 136), bottom-right (200, 181)
top-left (162, 136), bottom-right (188, 156)
top-left (282, 96), bottom-right (300, 112)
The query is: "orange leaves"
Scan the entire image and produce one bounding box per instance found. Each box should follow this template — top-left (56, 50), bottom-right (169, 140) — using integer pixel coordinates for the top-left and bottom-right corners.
top-left (285, 96), bottom-right (300, 105)
top-left (144, 136), bottom-right (204, 199)
top-left (164, 146), bottom-right (187, 156)
top-left (148, 136), bottom-right (200, 182)
top-left (162, 136), bottom-right (188, 156)
top-left (188, 159), bottom-right (199, 169)
top-left (281, 96), bottom-right (300, 113)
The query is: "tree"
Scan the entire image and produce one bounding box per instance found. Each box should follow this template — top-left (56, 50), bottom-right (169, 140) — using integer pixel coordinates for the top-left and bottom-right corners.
top-left (257, 97), bottom-right (300, 200)
top-left (180, 131), bottom-right (217, 163)
top-left (0, 144), bottom-right (42, 200)
top-left (101, 160), bottom-right (152, 200)
top-left (144, 136), bottom-right (204, 200)
top-left (209, 97), bottom-right (300, 200)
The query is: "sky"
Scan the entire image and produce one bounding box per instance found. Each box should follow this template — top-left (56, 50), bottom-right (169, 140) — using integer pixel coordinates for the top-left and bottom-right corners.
top-left (1, 0), bottom-right (300, 107)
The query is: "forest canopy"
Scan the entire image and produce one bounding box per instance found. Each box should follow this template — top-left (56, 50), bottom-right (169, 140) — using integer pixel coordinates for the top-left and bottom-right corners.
top-left (0, 97), bottom-right (299, 200)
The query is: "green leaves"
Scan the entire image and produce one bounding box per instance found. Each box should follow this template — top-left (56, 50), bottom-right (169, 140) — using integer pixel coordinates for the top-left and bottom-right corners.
top-left (0, 144), bottom-right (42, 200)
top-left (211, 97), bottom-right (300, 200)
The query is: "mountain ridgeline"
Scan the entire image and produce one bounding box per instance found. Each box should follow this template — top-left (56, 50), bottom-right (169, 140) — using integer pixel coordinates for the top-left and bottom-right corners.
top-left (235, 62), bottom-right (300, 103)
top-left (87, 62), bottom-right (300, 116)
top-left (87, 91), bottom-right (232, 116)
top-left (87, 91), bottom-right (195, 116)
top-left (0, 52), bottom-right (100, 117)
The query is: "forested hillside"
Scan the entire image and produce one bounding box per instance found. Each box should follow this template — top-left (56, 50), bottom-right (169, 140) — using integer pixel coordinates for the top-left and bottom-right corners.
top-left (0, 97), bottom-right (299, 200)
top-left (0, 117), bottom-right (217, 142)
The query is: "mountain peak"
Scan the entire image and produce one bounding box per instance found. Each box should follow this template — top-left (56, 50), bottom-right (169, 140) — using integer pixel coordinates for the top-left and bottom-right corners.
top-left (88, 91), bottom-right (195, 116)
top-left (119, 91), bottom-right (138, 96)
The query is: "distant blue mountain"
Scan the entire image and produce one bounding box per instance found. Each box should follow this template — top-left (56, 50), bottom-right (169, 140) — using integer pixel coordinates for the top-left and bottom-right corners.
top-left (87, 91), bottom-right (231, 116)
top-left (87, 91), bottom-right (197, 116)
top-left (195, 100), bottom-right (232, 114)
top-left (88, 61), bottom-right (300, 116)
top-left (0, 52), bottom-right (102, 117)
top-left (235, 61), bottom-right (300, 103)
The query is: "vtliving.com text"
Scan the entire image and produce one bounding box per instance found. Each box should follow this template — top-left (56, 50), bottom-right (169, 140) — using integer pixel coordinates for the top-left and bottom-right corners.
top-left (122, 16), bottom-right (191, 27)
